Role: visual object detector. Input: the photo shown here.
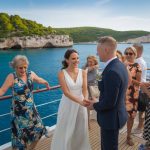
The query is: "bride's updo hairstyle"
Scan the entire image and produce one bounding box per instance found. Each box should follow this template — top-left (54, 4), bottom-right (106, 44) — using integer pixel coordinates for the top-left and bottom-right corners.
top-left (62, 49), bottom-right (78, 69)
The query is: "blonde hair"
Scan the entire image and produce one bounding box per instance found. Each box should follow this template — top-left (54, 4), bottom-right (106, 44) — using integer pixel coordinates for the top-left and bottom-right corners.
top-left (10, 55), bottom-right (29, 69)
top-left (98, 36), bottom-right (117, 51)
top-left (85, 55), bottom-right (98, 67)
top-left (124, 46), bottom-right (137, 57)
top-left (116, 50), bottom-right (126, 62)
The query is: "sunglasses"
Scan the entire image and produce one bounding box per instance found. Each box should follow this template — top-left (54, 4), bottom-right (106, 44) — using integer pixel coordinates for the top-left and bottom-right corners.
top-left (125, 52), bottom-right (134, 56)
top-left (18, 66), bottom-right (27, 70)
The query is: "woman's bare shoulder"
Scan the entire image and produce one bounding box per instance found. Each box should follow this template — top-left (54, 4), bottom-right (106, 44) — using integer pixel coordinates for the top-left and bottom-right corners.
top-left (58, 70), bottom-right (64, 77)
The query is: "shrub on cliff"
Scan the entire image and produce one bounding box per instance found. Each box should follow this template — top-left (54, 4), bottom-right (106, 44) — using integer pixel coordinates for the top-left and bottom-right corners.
top-left (0, 13), bottom-right (56, 38)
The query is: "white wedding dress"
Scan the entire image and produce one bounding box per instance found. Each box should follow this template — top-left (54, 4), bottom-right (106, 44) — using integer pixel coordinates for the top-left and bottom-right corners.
top-left (51, 69), bottom-right (91, 150)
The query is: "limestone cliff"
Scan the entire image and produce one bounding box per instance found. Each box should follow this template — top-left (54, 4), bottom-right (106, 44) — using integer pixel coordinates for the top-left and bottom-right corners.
top-left (126, 35), bottom-right (150, 43)
top-left (0, 35), bottom-right (73, 49)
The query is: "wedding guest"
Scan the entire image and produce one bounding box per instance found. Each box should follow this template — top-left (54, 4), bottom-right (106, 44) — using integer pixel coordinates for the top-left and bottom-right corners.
top-left (124, 46), bottom-right (142, 146)
top-left (116, 50), bottom-right (125, 62)
top-left (83, 55), bottom-right (99, 128)
top-left (116, 50), bottom-right (132, 85)
top-left (51, 49), bottom-right (91, 150)
top-left (0, 55), bottom-right (50, 150)
top-left (133, 43), bottom-right (147, 134)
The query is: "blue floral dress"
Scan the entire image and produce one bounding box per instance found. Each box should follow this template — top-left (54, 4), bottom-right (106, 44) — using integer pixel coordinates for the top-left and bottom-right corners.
top-left (11, 71), bottom-right (47, 149)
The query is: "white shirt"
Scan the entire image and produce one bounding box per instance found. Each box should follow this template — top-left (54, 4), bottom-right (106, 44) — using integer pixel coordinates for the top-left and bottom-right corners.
top-left (104, 56), bottom-right (117, 68)
top-left (135, 57), bottom-right (147, 82)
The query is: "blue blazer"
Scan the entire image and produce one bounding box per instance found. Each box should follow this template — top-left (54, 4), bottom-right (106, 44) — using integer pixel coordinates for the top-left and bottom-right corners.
top-left (93, 58), bottom-right (128, 130)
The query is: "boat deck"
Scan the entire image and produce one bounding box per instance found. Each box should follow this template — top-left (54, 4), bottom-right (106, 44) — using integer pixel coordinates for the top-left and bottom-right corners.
top-left (3, 119), bottom-right (145, 150)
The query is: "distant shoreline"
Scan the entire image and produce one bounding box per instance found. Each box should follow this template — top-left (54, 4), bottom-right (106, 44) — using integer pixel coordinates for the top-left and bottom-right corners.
top-left (74, 42), bottom-right (97, 45)
top-left (75, 41), bottom-right (150, 45)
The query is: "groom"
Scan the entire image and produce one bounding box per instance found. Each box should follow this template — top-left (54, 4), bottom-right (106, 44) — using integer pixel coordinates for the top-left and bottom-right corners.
top-left (89, 36), bottom-right (128, 150)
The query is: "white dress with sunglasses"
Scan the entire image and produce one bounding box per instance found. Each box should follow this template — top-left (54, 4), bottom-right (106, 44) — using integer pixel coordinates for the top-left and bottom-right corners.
top-left (51, 69), bottom-right (91, 150)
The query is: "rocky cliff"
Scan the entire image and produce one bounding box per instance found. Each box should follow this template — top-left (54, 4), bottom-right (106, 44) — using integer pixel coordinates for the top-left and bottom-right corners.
top-left (0, 35), bottom-right (73, 49)
top-left (126, 34), bottom-right (150, 43)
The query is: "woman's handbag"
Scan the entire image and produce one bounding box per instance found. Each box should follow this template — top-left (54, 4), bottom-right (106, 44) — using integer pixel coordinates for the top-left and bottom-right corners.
top-left (89, 85), bottom-right (100, 98)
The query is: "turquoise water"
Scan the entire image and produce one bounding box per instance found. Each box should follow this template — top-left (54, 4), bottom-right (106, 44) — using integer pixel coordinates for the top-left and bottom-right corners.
top-left (0, 43), bottom-right (150, 146)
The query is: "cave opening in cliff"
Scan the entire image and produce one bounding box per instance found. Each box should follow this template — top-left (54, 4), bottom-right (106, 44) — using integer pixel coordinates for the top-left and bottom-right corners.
top-left (11, 44), bottom-right (22, 49)
top-left (43, 42), bottom-right (55, 48)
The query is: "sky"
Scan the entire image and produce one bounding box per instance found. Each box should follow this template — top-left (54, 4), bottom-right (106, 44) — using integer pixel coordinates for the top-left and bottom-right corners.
top-left (0, 0), bottom-right (150, 31)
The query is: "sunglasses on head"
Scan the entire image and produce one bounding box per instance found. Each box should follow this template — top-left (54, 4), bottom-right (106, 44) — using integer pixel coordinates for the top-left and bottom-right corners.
top-left (125, 52), bottom-right (134, 56)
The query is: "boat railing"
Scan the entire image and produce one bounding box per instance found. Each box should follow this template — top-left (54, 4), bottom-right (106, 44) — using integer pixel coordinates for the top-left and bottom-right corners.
top-left (0, 85), bottom-right (61, 101)
top-left (0, 85), bottom-right (61, 136)
top-left (146, 68), bottom-right (150, 81)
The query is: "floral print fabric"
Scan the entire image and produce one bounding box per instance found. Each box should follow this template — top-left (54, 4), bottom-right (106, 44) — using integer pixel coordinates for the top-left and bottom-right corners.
top-left (11, 71), bottom-right (47, 149)
top-left (125, 63), bottom-right (141, 118)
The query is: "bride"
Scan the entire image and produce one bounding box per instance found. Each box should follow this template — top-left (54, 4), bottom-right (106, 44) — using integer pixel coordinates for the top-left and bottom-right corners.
top-left (51, 49), bottom-right (91, 150)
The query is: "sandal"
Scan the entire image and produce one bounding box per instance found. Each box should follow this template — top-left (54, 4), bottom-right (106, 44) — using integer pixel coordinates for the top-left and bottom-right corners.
top-left (126, 136), bottom-right (134, 146)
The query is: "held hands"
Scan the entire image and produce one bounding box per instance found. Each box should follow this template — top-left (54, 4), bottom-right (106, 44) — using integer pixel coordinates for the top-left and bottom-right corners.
top-left (83, 99), bottom-right (91, 107)
top-left (79, 99), bottom-right (91, 107)
top-left (81, 99), bottom-right (97, 110)
top-left (88, 99), bottom-right (97, 110)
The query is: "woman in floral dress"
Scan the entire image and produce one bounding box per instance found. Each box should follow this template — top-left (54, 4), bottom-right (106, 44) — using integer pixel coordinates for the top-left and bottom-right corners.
top-left (124, 46), bottom-right (142, 146)
top-left (0, 55), bottom-right (50, 150)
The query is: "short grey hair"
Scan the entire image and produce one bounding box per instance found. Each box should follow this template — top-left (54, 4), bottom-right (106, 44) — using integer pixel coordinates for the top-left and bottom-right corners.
top-left (98, 36), bottom-right (117, 50)
top-left (133, 43), bottom-right (143, 52)
top-left (10, 55), bottom-right (29, 69)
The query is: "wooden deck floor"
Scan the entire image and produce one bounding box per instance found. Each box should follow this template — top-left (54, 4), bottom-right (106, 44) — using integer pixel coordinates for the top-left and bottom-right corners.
top-left (32, 120), bottom-right (145, 150)
top-left (3, 119), bottom-right (145, 150)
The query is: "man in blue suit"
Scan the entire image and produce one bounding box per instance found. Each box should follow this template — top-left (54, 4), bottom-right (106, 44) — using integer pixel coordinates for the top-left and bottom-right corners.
top-left (90, 36), bottom-right (128, 150)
